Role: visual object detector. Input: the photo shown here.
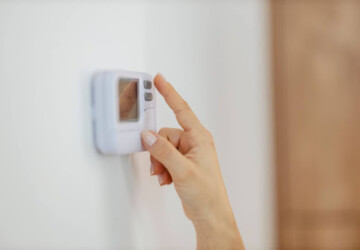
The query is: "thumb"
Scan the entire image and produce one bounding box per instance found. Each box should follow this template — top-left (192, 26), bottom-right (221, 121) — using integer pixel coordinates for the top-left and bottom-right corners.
top-left (141, 130), bottom-right (189, 179)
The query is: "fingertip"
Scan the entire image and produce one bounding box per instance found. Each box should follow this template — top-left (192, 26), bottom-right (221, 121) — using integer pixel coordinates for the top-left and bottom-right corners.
top-left (155, 72), bottom-right (166, 82)
top-left (158, 171), bottom-right (172, 186)
top-left (157, 174), bottom-right (164, 185)
top-left (154, 73), bottom-right (168, 92)
top-left (150, 163), bottom-right (155, 176)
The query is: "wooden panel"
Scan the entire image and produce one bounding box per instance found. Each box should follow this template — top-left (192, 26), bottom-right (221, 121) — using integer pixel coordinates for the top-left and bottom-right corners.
top-left (281, 217), bottom-right (360, 250)
top-left (272, 1), bottom-right (360, 249)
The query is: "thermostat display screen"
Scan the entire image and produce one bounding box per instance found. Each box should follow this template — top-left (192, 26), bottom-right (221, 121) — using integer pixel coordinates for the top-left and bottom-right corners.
top-left (118, 78), bottom-right (138, 121)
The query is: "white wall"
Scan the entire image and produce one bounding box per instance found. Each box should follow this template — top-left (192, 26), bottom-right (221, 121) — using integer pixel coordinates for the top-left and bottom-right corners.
top-left (0, 1), bottom-right (273, 249)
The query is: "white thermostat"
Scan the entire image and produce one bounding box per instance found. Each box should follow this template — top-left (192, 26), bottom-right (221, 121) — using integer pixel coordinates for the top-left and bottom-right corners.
top-left (91, 70), bottom-right (156, 155)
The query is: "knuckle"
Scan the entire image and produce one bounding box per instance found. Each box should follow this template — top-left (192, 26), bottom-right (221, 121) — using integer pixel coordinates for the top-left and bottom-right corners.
top-left (182, 102), bottom-right (192, 113)
top-left (204, 128), bottom-right (214, 140)
top-left (200, 127), bottom-right (214, 142)
top-left (192, 127), bottom-right (215, 147)
top-left (183, 101), bottom-right (191, 110)
top-left (158, 127), bottom-right (171, 137)
top-left (156, 141), bottom-right (173, 160)
top-left (175, 101), bottom-right (191, 115)
top-left (158, 127), bottom-right (167, 135)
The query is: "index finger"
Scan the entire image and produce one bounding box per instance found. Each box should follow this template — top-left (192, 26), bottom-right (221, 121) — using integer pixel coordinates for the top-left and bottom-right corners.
top-left (154, 73), bottom-right (201, 131)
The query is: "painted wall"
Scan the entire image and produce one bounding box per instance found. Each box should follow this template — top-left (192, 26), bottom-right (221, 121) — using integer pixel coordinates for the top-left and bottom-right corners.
top-left (0, 1), bottom-right (273, 249)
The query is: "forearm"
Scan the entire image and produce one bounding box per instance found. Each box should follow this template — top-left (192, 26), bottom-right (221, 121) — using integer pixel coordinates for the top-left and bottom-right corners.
top-left (192, 207), bottom-right (245, 250)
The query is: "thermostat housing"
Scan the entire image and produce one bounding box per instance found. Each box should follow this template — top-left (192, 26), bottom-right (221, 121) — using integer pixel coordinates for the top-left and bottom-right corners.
top-left (91, 70), bottom-right (156, 155)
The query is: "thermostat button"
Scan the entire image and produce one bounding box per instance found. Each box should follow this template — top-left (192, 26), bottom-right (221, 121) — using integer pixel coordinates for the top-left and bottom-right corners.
top-left (144, 92), bottom-right (153, 101)
top-left (143, 80), bottom-right (152, 89)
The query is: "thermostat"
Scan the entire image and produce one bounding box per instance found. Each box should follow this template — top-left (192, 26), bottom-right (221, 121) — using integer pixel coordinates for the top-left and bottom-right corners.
top-left (91, 70), bottom-right (156, 155)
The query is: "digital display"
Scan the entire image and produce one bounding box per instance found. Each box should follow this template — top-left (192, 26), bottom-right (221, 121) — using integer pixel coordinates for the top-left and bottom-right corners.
top-left (118, 78), bottom-right (138, 121)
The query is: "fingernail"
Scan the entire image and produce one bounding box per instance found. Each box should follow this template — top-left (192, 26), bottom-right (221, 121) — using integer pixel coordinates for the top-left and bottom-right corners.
top-left (141, 130), bottom-right (157, 147)
top-left (150, 163), bottom-right (154, 175)
top-left (158, 174), bottom-right (164, 185)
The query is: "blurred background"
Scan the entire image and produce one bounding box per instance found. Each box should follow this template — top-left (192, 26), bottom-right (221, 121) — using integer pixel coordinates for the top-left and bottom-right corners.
top-left (0, 0), bottom-right (359, 250)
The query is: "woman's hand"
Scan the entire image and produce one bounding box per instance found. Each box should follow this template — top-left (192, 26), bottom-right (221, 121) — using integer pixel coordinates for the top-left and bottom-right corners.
top-left (141, 73), bottom-right (244, 250)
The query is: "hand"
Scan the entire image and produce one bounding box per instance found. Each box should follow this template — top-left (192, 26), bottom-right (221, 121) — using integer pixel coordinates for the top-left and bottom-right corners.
top-left (141, 73), bottom-right (244, 250)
